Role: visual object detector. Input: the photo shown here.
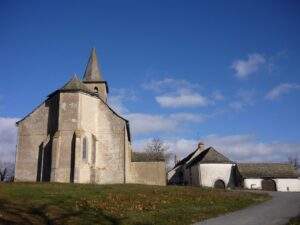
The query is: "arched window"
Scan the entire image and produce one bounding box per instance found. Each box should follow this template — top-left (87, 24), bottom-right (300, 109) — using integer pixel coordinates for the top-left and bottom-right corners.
top-left (94, 87), bottom-right (99, 94)
top-left (82, 137), bottom-right (88, 160)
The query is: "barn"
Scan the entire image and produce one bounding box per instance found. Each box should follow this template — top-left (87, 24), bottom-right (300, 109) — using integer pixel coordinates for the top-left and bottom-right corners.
top-left (237, 163), bottom-right (300, 192)
top-left (168, 143), bottom-right (237, 189)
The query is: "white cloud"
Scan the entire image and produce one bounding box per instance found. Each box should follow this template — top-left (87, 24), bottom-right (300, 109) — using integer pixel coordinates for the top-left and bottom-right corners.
top-left (144, 78), bottom-right (220, 108)
top-left (156, 91), bottom-right (208, 108)
top-left (231, 53), bottom-right (266, 79)
top-left (126, 112), bottom-right (205, 135)
top-left (265, 83), bottom-right (300, 100)
top-left (133, 134), bottom-right (300, 166)
top-left (0, 117), bottom-right (19, 163)
top-left (229, 89), bottom-right (256, 111)
top-left (203, 134), bottom-right (300, 163)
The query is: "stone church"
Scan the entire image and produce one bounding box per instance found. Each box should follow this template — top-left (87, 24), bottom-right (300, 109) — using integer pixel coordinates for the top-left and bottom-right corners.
top-left (15, 49), bottom-right (166, 185)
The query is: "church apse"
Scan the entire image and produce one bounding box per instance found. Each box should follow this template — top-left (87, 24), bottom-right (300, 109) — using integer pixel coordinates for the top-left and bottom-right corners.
top-left (14, 48), bottom-right (166, 185)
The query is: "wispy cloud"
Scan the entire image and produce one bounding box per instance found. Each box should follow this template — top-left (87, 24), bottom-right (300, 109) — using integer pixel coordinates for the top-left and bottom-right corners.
top-left (126, 112), bottom-right (205, 135)
top-left (265, 83), bottom-right (300, 100)
top-left (0, 117), bottom-right (19, 163)
top-left (109, 88), bottom-right (136, 114)
top-left (229, 89), bottom-right (256, 111)
top-left (142, 78), bottom-right (197, 93)
top-left (156, 90), bottom-right (208, 108)
top-left (211, 90), bottom-right (225, 101)
top-left (231, 53), bottom-right (266, 79)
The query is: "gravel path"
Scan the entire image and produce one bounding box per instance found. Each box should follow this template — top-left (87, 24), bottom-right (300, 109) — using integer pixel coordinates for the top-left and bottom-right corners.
top-left (194, 191), bottom-right (300, 225)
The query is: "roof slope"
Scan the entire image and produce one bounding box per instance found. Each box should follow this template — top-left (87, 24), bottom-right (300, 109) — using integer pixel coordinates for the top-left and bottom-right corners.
top-left (237, 163), bottom-right (298, 178)
top-left (187, 147), bottom-right (233, 168)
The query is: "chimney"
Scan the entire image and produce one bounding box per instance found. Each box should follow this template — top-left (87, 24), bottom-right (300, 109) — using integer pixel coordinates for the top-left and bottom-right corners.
top-left (198, 142), bottom-right (205, 151)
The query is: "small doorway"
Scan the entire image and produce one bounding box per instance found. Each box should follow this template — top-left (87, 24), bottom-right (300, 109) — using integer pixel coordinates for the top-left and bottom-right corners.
top-left (214, 179), bottom-right (226, 189)
top-left (262, 179), bottom-right (276, 191)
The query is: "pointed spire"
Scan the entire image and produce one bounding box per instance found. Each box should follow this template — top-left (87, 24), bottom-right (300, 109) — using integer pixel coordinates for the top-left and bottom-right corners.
top-left (83, 48), bottom-right (103, 82)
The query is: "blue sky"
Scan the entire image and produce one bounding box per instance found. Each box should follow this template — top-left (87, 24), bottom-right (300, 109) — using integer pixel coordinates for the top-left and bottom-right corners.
top-left (1, 0), bottom-right (300, 163)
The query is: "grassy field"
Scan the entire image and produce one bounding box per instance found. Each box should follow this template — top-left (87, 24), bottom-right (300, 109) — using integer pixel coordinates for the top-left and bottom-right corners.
top-left (287, 216), bottom-right (300, 225)
top-left (0, 183), bottom-right (269, 225)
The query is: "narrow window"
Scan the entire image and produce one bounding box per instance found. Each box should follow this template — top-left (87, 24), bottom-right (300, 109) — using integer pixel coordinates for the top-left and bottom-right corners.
top-left (94, 87), bottom-right (99, 94)
top-left (83, 137), bottom-right (88, 160)
top-left (91, 136), bottom-right (96, 164)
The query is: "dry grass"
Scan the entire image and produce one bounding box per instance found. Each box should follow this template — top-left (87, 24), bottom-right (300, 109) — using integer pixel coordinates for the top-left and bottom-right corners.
top-left (0, 183), bottom-right (269, 225)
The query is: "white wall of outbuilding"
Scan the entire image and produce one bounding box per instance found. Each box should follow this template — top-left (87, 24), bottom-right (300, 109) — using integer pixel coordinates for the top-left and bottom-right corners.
top-left (274, 178), bottom-right (300, 192)
top-left (189, 163), bottom-right (236, 188)
top-left (243, 178), bottom-right (300, 192)
top-left (243, 178), bottom-right (263, 189)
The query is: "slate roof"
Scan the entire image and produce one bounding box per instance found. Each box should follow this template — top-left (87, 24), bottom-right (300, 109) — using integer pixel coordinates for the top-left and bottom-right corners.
top-left (186, 147), bottom-right (233, 168)
top-left (83, 48), bottom-right (103, 82)
top-left (60, 75), bottom-right (94, 94)
top-left (237, 163), bottom-right (299, 178)
top-left (174, 148), bottom-right (199, 168)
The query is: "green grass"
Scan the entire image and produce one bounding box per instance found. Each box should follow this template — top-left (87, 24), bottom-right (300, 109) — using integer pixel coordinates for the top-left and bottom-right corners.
top-left (0, 183), bottom-right (269, 225)
top-left (287, 216), bottom-right (300, 225)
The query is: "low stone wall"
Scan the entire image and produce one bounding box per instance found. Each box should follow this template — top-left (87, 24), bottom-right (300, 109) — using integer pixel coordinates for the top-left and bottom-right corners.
top-left (129, 162), bottom-right (166, 186)
top-left (244, 178), bottom-right (263, 189)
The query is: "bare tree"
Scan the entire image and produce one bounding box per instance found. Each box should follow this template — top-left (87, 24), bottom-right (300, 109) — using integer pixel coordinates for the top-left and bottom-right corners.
top-left (145, 138), bottom-right (170, 161)
top-left (288, 155), bottom-right (299, 169)
top-left (132, 138), bottom-right (171, 163)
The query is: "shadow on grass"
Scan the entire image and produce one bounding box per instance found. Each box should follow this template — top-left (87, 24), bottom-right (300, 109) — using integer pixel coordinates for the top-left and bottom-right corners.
top-left (0, 199), bottom-right (126, 225)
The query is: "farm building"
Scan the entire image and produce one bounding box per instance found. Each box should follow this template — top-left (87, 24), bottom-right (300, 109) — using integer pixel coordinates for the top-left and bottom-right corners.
top-left (168, 142), bottom-right (300, 192)
top-left (168, 143), bottom-right (237, 189)
top-left (237, 163), bottom-right (300, 192)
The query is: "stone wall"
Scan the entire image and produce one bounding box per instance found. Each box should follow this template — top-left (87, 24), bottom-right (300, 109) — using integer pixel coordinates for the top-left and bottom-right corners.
top-left (15, 90), bottom-right (167, 186)
top-left (53, 92), bottom-right (80, 182)
top-left (15, 95), bottom-right (59, 182)
top-left (68, 92), bottom-right (128, 184)
top-left (128, 162), bottom-right (166, 186)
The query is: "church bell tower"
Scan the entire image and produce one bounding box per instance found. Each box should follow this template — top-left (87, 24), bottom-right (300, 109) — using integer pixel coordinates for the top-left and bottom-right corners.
top-left (82, 48), bottom-right (108, 102)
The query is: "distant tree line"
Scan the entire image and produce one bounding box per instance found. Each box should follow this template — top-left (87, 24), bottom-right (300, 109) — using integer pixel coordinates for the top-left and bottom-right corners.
top-left (0, 161), bottom-right (15, 182)
top-left (288, 155), bottom-right (299, 169)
